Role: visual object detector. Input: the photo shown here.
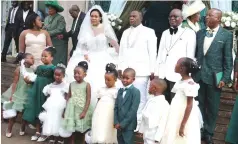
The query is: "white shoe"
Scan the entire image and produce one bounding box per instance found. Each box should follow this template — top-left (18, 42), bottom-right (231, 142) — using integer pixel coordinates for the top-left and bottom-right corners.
top-left (6, 132), bottom-right (12, 138)
top-left (37, 136), bottom-right (48, 142)
top-left (31, 132), bottom-right (40, 141)
top-left (6, 128), bottom-right (12, 138)
top-left (19, 128), bottom-right (25, 136)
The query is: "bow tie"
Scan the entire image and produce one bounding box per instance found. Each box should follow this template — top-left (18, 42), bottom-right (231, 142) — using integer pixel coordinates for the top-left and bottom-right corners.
top-left (169, 27), bottom-right (178, 35)
top-left (123, 88), bottom-right (128, 91)
top-left (206, 29), bottom-right (214, 37)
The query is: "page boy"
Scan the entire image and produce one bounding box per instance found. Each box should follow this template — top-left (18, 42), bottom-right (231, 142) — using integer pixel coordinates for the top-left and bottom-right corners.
top-left (114, 68), bottom-right (141, 144)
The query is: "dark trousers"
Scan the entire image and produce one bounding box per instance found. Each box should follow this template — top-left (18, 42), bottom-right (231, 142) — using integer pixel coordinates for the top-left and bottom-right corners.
top-left (164, 79), bottom-right (175, 104)
top-left (117, 130), bottom-right (134, 144)
top-left (197, 80), bottom-right (222, 136)
top-left (2, 25), bottom-right (19, 57)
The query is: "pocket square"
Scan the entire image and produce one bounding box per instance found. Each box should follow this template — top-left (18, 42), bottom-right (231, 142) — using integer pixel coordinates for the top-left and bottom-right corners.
top-left (218, 41), bottom-right (224, 43)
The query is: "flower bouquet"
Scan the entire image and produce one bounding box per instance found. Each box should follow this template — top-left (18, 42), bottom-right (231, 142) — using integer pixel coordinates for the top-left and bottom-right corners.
top-left (221, 11), bottom-right (238, 29)
top-left (106, 13), bottom-right (123, 31)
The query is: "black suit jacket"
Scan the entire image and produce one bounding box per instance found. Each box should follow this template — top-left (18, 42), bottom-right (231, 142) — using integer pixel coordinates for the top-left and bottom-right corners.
top-left (68, 12), bottom-right (86, 51)
top-left (15, 9), bottom-right (35, 37)
top-left (5, 7), bottom-right (22, 37)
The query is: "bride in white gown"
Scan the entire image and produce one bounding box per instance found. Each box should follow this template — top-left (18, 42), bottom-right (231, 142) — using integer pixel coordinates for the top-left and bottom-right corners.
top-left (65, 5), bottom-right (120, 108)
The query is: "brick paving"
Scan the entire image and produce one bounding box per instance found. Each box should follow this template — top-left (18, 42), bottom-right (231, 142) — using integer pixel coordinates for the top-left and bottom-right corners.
top-left (1, 57), bottom-right (237, 144)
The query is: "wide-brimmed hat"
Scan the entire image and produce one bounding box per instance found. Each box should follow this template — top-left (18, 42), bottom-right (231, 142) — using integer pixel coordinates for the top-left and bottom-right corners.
top-left (45, 0), bottom-right (64, 12)
top-left (182, 0), bottom-right (205, 20)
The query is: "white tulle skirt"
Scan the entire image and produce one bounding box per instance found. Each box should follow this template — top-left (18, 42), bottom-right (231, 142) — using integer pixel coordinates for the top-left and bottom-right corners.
top-left (65, 49), bottom-right (119, 108)
top-left (41, 94), bottom-right (66, 136)
top-left (91, 97), bottom-right (117, 143)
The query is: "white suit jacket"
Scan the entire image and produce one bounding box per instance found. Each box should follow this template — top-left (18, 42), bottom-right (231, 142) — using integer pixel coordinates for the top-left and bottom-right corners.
top-left (155, 26), bottom-right (196, 82)
top-left (139, 95), bottom-right (170, 142)
top-left (118, 24), bottom-right (157, 76)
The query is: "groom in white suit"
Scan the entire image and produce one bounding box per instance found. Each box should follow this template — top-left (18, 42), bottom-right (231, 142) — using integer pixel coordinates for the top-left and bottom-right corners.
top-left (155, 9), bottom-right (196, 103)
top-left (118, 10), bottom-right (157, 131)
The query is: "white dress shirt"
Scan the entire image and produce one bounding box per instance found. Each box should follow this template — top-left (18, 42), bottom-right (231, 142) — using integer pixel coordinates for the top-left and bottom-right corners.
top-left (122, 84), bottom-right (132, 98)
top-left (155, 25), bottom-right (196, 82)
top-left (10, 6), bottom-right (19, 24)
top-left (203, 25), bottom-right (220, 55)
top-left (73, 11), bottom-right (81, 32)
top-left (23, 10), bottom-right (29, 22)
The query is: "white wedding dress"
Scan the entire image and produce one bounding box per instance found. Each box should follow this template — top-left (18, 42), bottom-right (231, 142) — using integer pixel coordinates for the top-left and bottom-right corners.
top-left (65, 5), bottom-right (121, 109)
top-left (65, 33), bottom-right (118, 108)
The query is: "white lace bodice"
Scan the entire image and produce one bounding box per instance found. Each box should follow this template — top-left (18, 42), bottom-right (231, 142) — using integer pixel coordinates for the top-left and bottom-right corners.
top-left (74, 33), bottom-right (109, 55)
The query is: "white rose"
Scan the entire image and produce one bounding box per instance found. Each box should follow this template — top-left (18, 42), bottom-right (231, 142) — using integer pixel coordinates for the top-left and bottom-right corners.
top-left (232, 15), bottom-right (237, 20)
top-left (231, 22), bottom-right (236, 28)
top-left (227, 12), bottom-right (232, 15)
top-left (226, 17), bottom-right (232, 21)
top-left (225, 21), bottom-right (231, 27)
top-left (221, 17), bottom-right (226, 22)
top-left (111, 22), bottom-right (116, 26)
top-left (118, 26), bottom-right (122, 30)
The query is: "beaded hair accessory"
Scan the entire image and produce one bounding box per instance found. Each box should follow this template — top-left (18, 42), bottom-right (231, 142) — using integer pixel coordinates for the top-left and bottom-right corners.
top-left (106, 63), bottom-right (116, 73)
top-left (57, 63), bottom-right (66, 69)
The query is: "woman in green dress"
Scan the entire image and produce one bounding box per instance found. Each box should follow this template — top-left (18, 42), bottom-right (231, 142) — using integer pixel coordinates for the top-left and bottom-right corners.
top-left (182, 0), bottom-right (206, 32)
top-left (23, 47), bottom-right (56, 142)
top-left (43, 0), bottom-right (68, 66)
top-left (226, 56), bottom-right (238, 144)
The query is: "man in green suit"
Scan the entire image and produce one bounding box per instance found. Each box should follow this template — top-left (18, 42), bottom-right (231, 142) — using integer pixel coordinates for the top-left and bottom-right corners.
top-left (193, 8), bottom-right (233, 144)
top-left (114, 68), bottom-right (140, 144)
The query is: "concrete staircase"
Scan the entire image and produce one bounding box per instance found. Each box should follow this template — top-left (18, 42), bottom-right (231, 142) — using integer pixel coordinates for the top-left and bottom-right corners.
top-left (1, 57), bottom-right (237, 144)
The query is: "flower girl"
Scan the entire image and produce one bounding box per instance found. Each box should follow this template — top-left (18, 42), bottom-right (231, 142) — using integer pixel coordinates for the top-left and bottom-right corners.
top-left (161, 57), bottom-right (203, 144)
top-left (91, 63), bottom-right (118, 143)
top-left (5, 53), bottom-right (35, 138)
top-left (63, 61), bottom-right (93, 144)
top-left (39, 64), bottom-right (69, 144)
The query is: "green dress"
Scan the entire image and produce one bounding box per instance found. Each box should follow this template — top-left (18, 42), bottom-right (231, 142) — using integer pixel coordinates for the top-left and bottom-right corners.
top-left (1, 67), bottom-right (34, 107)
top-left (62, 81), bottom-right (93, 133)
top-left (226, 97), bottom-right (238, 144)
top-left (43, 13), bottom-right (68, 66)
top-left (1, 85), bottom-right (12, 103)
top-left (12, 67), bottom-right (34, 112)
top-left (23, 65), bottom-right (55, 124)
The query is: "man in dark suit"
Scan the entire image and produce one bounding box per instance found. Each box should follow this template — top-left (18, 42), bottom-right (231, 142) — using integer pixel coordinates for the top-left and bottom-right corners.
top-left (14, 1), bottom-right (35, 63)
top-left (67, 5), bottom-right (86, 57)
top-left (193, 8), bottom-right (233, 144)
top-left (1, 1), bottom-right (20, 62)
top-left (114, 68), bottom-right (140, 144)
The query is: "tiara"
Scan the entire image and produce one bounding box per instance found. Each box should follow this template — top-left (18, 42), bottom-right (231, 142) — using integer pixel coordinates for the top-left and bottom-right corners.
top-left (57, 63), bottom-right (66, 68)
